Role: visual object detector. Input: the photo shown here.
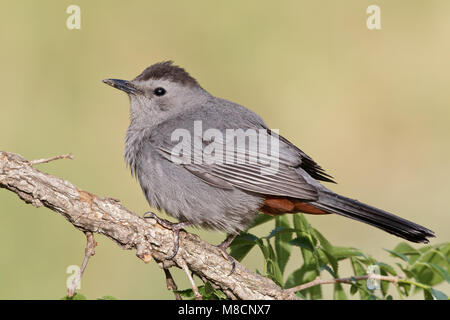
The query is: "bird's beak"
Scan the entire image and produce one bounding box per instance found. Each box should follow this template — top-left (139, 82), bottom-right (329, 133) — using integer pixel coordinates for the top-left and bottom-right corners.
top-left (102, 78), bottom-right (142, 95)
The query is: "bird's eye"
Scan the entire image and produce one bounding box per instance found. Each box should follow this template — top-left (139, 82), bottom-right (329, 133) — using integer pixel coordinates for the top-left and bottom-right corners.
top-left (153, 87), bottom-right (166, 96)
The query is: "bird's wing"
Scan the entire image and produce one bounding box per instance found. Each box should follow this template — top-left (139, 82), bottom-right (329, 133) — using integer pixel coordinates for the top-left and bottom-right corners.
top-left (156, 134), bottom-right (318, 200)
top-left (269, 130), bottom-right (335, 183)
top-left (148, 105), bottom-right (323, 201)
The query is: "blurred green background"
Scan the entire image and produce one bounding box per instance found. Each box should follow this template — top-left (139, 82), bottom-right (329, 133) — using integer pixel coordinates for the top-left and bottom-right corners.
top-left (0, 0), bottom-right (449, 299)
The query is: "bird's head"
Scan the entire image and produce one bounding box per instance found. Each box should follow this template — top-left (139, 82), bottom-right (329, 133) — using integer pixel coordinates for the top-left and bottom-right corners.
top-left (103, 61), bottom-right (208, 126)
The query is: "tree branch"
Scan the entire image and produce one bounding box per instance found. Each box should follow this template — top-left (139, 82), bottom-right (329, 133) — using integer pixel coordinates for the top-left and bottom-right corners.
top-left (0, 151), bottom-right (298, 300)
top-left (30, 153), bottom-right (74, 165)
top-left (163, 269), bottom-right (182, 300)
top-left (67, 231), bottom-right (97, 297)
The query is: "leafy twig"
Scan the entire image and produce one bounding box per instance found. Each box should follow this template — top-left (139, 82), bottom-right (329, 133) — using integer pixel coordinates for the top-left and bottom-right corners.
top-left (286, 274), bottom-right (400, 293)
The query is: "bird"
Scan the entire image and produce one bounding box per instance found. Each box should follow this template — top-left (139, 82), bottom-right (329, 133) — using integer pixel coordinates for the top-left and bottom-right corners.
top-left (103, 61), bottom-right (435, 267)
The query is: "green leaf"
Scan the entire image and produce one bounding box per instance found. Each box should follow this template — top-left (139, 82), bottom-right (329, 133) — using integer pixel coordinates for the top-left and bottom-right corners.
top-left (198, 282), bottom-right (228, 300)
top-left (213, 289), bottom-right (228, 300)
top-left (377, 262), bottom-right (397, 276)
top-left (396, 263), bottom-right (414, 278)
top-left (384, 249), bottom-right (409, 262)
top-left (285, 264), bottom-right (316, 288)
top-left (229, 243), bottom-right (255, 262)
top-left (295, 291), bottom-right (307, 299)
top-left (418, 244), bottom-right (432, 252)
top-left (204, 281), bottom-right (215, 296)
top-left (61, 293), bottom-right (87, 300)
top-left (330, 246), bottom-right (364, 260)
top-left (229, 232), bottom-right (259, 261)
top-left (379, 269), bottom-right (390, 297)
top-left (292, 214), bottom-right (318, 270)
top-left (398, 282), bottom-right (411, 297)
top-left (197, 286), bottom-right (211, 300)
top-left (257, 239), bottom-right (270, 261)
top-left (333, 283), bottom-right (347, 300)
top-left (350, 283), bottom-right (358, 295)
top-left (316, 248), bottom-right (339, 278)
top-left (412, 263), bottom-right (440, 287)
top-left (293, 214), bottom-right (310, 234)
top-left (428, 248), bottom-right (450, 264)
top-left (265, 239), bottom-right (284, 287)
top-left (274, 216), bottom-right (292, 274)
top-left (358, 256), bottom-right (377, 267)
top-left (319, 264), bottom-right (336, 279)
top-left (410, 248), bottom-right (449, 286)
top-left (285, 267), bottom-right (306, 288)
top-left (302, 269), bottom-right (322, 300)
top-left (423, 289), bottom-right (433, 300)
top-left (313, 229), bottom-right (340, 276)
top-left (308, 282), bottom-right (322, 299)
top-left (416, 245), bottom-right (434, 266)
top-left (430, 288), bottom-right (448, 300)
top-left (231, 232), bottom-right (268, 263)
top-left (428, 263), bottom-right (450, 283)
top-left (266, 259), bottom-right (283, 287)
top-left (97, 295), bottom-right (117, 300)
top-left (248, 214), bottom-right (275, 230)
top-left (312, 228), bottom-right (333, 252)
top-left (230, 232), bottom-right (260, 245)
top-left (418, 248), bottom-right (448, 266)
top-left (266, 227), bottom-right (298, 239)
top-left (351, 258), bottom-right (365, 276)
top-left (173, 288), bottom-right (195, 299)
top-left (290, 236), bottom-right (314, 252)
top-left (393, 242), bottom-right (420, 256)
top-left (350, 257), bottom-right (370, 300)
top-left (293, 214), bottom-right (318, 244)
top-left (440, 243), bottom-right (450, 263)
top-left (324, 251), bottom-right (339, 275)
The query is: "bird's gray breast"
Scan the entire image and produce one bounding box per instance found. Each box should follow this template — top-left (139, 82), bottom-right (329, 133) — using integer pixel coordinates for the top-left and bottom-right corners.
top-left (125, 127), bottom-right (263, 233)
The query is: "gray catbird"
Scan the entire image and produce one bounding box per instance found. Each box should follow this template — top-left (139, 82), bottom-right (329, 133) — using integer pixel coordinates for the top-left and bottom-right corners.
top-left (103, 61), bottom-right (434, 262)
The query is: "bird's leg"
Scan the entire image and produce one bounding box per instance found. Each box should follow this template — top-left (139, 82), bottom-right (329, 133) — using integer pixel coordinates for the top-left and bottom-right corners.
top-left (144, 212), bottom-right (237, 275)
top-left (217, 233), bottom-right (238, 276)
top-left (218, 233), bottom-right (238, 251)
top-left (143, 212), bottom-right (192, 260)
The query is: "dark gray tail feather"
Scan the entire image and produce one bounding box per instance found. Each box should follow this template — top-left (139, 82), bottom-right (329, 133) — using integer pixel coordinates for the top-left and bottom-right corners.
top-left (313, 190), bottom-right (435, 243)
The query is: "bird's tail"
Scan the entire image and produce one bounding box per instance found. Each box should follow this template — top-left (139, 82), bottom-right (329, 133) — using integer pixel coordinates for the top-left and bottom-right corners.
top-left (312, 190), bottom-right (435, 243)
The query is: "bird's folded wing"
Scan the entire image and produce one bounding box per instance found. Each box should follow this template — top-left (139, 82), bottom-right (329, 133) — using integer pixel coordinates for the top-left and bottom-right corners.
top-left (156, 134), bottom-right (318, 200)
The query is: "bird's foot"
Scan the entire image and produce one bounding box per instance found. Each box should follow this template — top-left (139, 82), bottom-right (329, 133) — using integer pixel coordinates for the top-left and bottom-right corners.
top-left (216, 233), bottom-right (238, 276)
top-left (143, 212), bottom-right (192, 260)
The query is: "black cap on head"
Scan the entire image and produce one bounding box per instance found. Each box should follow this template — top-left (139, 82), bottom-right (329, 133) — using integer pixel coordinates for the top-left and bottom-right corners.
top-left (134, 61), bottom-right (199, 87)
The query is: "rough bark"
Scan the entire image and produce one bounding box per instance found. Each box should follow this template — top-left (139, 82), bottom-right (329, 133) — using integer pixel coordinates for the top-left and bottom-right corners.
top-left (0, 151), bottom-right (298, 300)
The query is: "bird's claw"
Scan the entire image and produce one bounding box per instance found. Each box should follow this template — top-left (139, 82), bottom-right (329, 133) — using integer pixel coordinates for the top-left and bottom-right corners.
top-left (144, 212), bottom-right (236, 274)
top-left (217, 233), bottom-right (238, 276)
top-left (143, 212), bottom-right (191, 260)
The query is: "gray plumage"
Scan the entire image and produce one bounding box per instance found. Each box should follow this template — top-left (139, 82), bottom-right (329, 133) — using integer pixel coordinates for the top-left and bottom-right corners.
top-left (103, 61), bottom-right (435, 243)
